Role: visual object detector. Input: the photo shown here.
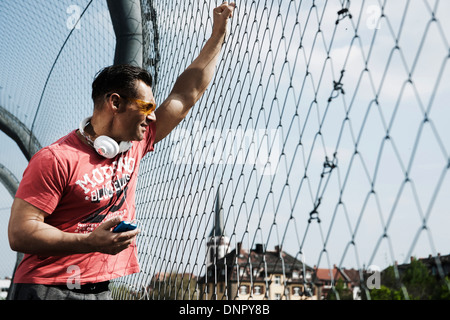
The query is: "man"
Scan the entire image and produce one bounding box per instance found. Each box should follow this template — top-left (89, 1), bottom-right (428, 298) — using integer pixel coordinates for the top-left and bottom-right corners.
top-left (8, 2), bottom-right (235, 300)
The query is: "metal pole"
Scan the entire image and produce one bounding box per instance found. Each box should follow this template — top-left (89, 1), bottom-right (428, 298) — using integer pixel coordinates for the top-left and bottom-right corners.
top-left (107, 0), bottom-right (143, 67)
top-left (0, 164), bottom-right (19, 198)
top-left (0, 106), bottom-right (41, 161)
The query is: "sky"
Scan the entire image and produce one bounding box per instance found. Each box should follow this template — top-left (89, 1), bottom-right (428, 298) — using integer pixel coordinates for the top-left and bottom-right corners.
top-left (0, 0), bottom-right (449, 283)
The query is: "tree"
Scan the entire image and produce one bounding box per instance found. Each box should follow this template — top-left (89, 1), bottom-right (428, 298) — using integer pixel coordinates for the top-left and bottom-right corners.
top-left (401, 258), bottom-right (436, 300)
top-left (369, 285), bottom-right (403, 300)
top-left (149, 273), bottom-right (198, 300)
top-left (369, 258), bottom-right (450, 300)
top-left (327, 279), bottom-right (353, 300)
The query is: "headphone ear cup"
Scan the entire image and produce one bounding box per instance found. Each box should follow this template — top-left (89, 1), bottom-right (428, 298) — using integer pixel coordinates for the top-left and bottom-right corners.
top-left (94, 136), bottom-right (120, 159)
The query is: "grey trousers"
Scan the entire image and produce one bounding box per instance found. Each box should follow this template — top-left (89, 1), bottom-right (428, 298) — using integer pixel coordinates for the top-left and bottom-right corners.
top-left (10, 282), bottom-right (112, 300)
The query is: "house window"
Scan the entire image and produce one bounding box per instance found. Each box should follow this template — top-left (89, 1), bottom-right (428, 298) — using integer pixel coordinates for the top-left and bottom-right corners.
top-left (292, 271), bottom-right (299, 279)
top-left (292, 286), bottom-right (301, 296)
top-left (274, 293), bottom-right (281, 300)
top-left (254, 285), bottom-right (264, 295)
top-left (274, 275), bottom-right (281, 285)
top-left (305, 271), bottom-right (312, 281)
top-left (240, 285), bottom-right (248, 295)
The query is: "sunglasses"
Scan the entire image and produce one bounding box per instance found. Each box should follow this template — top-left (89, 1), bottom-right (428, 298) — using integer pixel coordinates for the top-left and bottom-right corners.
top-left (106, 93), bottom-right (156, 115)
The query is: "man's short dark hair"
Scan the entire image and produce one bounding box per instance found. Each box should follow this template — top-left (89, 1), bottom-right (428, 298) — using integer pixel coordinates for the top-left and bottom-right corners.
top-left (91, 64), bottom-right (153, 103)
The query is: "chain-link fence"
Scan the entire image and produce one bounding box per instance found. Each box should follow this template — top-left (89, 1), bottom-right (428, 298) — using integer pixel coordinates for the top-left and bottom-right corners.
top-left (1, 0), bottom-right (449, 300)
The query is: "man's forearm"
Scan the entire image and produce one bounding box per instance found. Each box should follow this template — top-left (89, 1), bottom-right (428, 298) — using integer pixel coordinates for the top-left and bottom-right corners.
top-left (9, 220), bottom-right (92, 256)
top-left (171, 33), bottom-right (225, 107)
top-left (8, 198), bottom-right (137, 256)
top-left (151, 2), bottom-right (235, 144)
top-left (170, 2), bottom-right (235, 108)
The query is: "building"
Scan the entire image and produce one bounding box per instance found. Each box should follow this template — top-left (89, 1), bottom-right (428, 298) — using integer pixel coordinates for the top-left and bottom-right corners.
top-left (206, 189), bottom-right (230, 268)
top-left (395, 253), bottom-right (450, 278)
top-left (198, 242), bottom-right (318, 300)
top-left (0, 278), bottom-right (11, 300)
top-left (199, 189), bottom-right (318, 300)
top-left (313, 265), bottom-right (362, 300)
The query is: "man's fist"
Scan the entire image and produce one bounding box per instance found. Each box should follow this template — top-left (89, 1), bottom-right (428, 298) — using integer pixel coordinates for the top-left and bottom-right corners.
top-left (212, 1), bottom-right (236, 38)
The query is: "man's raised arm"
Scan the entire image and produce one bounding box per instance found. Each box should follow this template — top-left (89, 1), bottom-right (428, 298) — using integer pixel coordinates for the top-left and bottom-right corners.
top-left (153, 2), bottom-right (236, 144)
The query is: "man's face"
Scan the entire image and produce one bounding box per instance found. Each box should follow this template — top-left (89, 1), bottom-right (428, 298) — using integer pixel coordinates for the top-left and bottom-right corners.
top-left (115, 80), bottom-right (156, 142)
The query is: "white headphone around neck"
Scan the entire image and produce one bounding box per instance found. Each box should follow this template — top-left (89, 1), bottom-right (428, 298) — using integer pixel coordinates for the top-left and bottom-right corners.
top-left (79, 117), bottom-right (132, 159)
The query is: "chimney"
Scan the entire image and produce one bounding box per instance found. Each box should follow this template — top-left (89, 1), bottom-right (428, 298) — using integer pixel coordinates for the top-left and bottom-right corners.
top-left (275, 245), bottom-right (282, 253)
top-left (255, 243), bottom-right (264, 254)
top-left (237, 242), bottom-right (242, 254)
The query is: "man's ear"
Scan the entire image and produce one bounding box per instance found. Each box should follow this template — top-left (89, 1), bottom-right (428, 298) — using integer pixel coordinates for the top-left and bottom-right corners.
top-left (109, 93), bottom-right (121, 112)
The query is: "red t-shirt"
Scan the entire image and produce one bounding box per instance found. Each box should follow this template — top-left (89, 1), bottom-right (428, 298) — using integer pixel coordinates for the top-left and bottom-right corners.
top-left (13, 122), bottom-right (156, 285)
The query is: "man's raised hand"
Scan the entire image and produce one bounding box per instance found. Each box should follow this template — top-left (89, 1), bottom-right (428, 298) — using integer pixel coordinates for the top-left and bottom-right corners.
top-left (212, 1), bottom-right (236, 38)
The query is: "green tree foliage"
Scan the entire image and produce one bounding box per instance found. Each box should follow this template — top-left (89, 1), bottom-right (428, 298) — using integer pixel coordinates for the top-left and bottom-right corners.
top-left (110, 273), bottom-right (198, 300)
top-left (148, 273), bottom-right (198, 300)
top-left (369, 258), bottom-right (450, 300)
top-left (327, 279), bottom-right (353, 300)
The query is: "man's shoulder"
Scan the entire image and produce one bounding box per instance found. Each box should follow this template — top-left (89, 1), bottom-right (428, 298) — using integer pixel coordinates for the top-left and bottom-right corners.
top-left (32, 130), bottom-right (83, 162)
